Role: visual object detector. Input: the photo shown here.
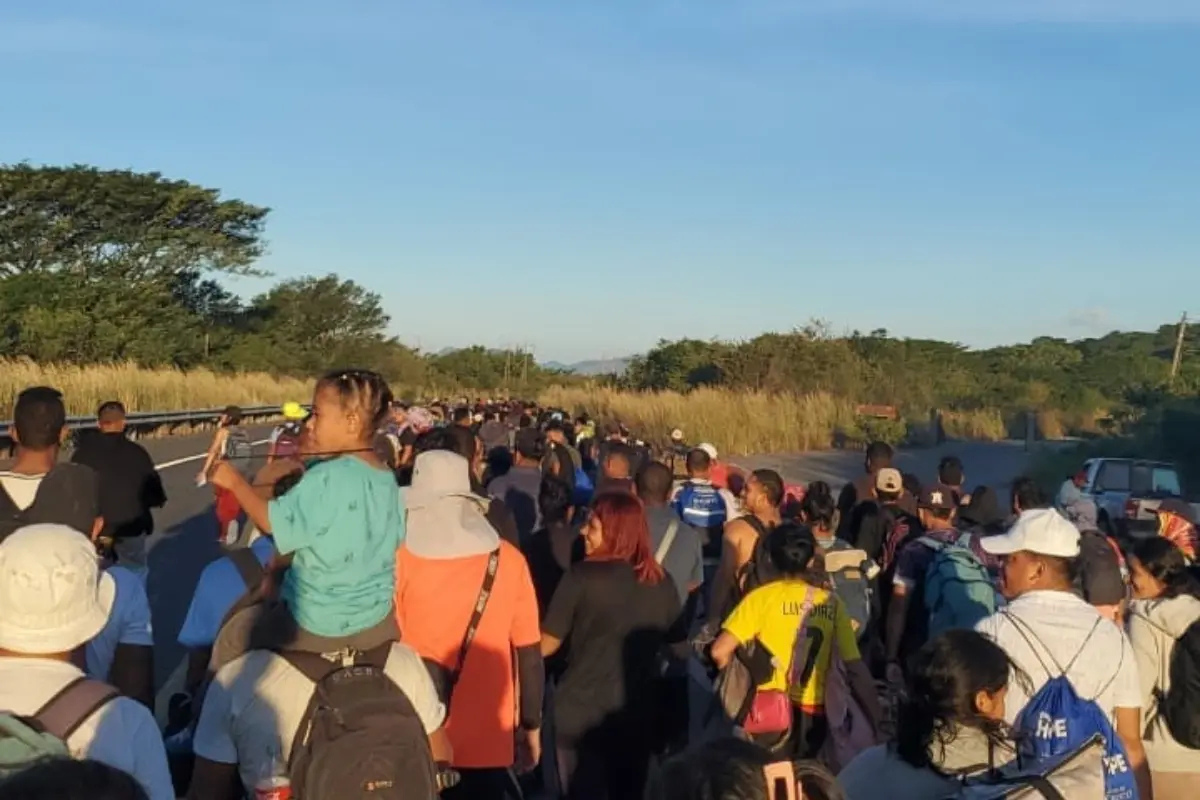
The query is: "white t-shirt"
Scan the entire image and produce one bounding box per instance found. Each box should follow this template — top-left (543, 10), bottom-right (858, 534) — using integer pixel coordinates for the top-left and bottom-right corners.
top-left (0, 657), bottom-right (173, 800)
top-left (86, 565), bottom-right (154, 681)
top-left (0, 471), bottom-right (44, 510)
top-left (194, 643), bottom-right (446, 790)
top-left (178, 536), bottom-right (275, 649)
top-left (976, 590), bottom-right (1142, 725)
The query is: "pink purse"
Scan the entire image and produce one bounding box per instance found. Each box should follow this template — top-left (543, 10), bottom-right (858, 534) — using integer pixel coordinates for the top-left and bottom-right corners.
top-left (742, 587), bottom-right (816, 736)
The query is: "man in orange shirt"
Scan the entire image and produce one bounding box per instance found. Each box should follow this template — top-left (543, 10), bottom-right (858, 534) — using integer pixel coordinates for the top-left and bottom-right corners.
top-left (396, 450), bottom-right (544, 799)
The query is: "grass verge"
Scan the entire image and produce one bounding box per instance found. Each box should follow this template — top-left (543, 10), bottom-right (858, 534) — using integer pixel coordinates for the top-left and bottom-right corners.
top-left (0, 359), bottom-right (313, 419)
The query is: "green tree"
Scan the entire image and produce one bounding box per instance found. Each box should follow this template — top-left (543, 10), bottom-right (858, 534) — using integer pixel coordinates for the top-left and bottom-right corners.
top-left (228, 275), bottom-right (397, 374)
top-left (0, 163), bottom-right (268, 281)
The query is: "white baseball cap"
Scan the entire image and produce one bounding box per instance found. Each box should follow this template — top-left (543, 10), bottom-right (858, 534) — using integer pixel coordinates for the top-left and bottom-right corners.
top-left (0, 524), bottom-right (116, 655)
top-left (980, 508), bottom-right (1081, 558)
top-left (698, 443), bottom-right (719, 460)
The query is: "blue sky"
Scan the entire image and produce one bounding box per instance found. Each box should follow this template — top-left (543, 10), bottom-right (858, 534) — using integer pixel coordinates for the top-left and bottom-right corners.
top-left (3, 1), bottom-right (1198, 363)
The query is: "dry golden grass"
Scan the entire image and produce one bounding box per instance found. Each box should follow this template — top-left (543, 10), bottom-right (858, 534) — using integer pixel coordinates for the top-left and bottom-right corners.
top-left (539, 386), bottom-right (858, 455)
top-left (941, 409), bottom-right (1007, 442)
top-left (0, 359), bottom-right (312, 419)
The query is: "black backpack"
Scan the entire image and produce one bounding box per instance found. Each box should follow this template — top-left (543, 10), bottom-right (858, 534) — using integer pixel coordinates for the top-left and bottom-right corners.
top-left (0, 464), bottom-right (99, 542)
top-left (737, 516), bottom-right (780, 595)
top-left (284, 645), bottom-right (440, 799)
top-left (1158, 618), bottom-right (1200, 749)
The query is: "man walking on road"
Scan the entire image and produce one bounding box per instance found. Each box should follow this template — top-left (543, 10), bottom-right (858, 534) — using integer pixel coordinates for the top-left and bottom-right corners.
top-left (72, 401), bottom-right (167, 579)
top-left (0, 386), bottom-right (102, 543)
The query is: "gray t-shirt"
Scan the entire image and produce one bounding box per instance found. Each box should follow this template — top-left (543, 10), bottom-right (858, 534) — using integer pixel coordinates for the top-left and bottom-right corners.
top-left (645, 505), bottom-right (704, 607)
top-left (487, 466), bottom-right (543, 541)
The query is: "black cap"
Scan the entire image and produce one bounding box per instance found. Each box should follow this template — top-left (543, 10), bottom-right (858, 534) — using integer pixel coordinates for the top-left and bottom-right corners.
top-left (919, 484), bottom-right (958, 512)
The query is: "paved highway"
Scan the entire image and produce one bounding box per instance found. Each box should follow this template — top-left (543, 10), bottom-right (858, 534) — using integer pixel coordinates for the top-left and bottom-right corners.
top-left (8, 432), bottom-right (1041, 689)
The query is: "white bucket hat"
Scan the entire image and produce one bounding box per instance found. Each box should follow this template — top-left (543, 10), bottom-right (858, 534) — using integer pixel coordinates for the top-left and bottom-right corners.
top-left (404, 451), bottom-right (499, 559)
top-left (698, 442), bottom-right (719, 460)
top-left (0, 524), bottom-right (115, 655)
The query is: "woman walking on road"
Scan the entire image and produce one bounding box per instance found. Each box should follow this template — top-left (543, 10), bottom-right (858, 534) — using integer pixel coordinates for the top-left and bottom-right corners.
top-left (540, 492), bottom-right (684, 799)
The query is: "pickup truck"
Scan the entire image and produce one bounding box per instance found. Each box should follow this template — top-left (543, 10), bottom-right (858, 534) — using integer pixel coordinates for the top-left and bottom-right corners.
top-left (1082, 457), bottom-right (1184, 539)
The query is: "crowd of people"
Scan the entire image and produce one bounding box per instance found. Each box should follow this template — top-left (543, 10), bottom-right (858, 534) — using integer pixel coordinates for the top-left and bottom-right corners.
top-left (1, 374), bottom-right (1200, 799)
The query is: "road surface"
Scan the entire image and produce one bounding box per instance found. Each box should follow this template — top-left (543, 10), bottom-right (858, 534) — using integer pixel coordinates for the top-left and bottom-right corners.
top-left (7, 432), bottom-right (1040, 689)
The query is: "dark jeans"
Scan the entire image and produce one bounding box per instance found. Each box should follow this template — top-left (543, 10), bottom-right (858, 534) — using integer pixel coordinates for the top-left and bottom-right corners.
top-left (442, 768), bottom-right (524, 800)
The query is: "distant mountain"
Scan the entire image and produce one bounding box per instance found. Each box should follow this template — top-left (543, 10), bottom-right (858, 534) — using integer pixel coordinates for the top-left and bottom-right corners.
top-left (563, 357), bottom-right (633, 376)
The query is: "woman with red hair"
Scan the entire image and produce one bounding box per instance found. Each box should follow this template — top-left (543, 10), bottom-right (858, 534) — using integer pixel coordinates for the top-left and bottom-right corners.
top-left (541, 492), bottom-right (684, 799)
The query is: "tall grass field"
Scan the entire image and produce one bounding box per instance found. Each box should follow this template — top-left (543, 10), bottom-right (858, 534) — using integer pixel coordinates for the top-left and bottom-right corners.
top-left (539, 386), bottom-right (861, 455)
top-left (0, 359), bottom-right (312, 419)
top-left (2, 360), bottom-right (1007, 454)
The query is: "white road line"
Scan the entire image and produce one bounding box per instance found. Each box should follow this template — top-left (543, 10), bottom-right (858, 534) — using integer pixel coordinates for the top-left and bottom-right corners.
top-left (154, 439), bottom-right (270, 471)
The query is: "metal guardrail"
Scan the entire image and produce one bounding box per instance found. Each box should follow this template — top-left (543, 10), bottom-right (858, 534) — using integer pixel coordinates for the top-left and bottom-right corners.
top-left (0, 405), bottom-right (287, 450)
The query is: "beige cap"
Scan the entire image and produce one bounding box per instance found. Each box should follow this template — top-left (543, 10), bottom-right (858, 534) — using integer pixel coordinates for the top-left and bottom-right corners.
top-left (875, 468), bottom-right (903, 494)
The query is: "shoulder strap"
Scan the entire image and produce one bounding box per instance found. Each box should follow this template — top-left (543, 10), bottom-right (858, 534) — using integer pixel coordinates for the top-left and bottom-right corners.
top-left (228, 547), bottom-right (265, 592)
top-left (33, 678), bottom-right (119, 741)
top-left (785, 586), bottom-right (818, 685)
top-left (1003, 610), bottom-right (1104, 680)
top-left (744, 514), bottom-right (768, 538)
top-left (446, 548), bottom-right (501, 707)
top-left (655, 519), bottom-right (680, 565)
top-left (282, 643), bottom-right (393, 685)
top-left (917, 536), bottom-right (945, 552)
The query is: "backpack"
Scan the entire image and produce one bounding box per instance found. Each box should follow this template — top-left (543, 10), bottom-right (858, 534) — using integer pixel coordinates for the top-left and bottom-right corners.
top-left (223, 428), bottom-right (253, 472)
top-left (0, 464), bottom-right (99, 542)
top-left (1004, 613), bottom-right (1139, 800)
top-left (949, 733), bottom-right (1108, 799)
top-left (673, 481), bottom-right (730, 533)
top-left (821, 543), bottom-right (875, 642)
top-left (284, 646), bottom-right (440, 800)
top-left (878, 505), bottom-right (917, 574)
top-left (820, 622), bottom-right (877, 772)
top-left (272, 423), bottom-right (302, 461)
top-left (1156, 617), bottom-right (1200, 749)
top-left (0, 678), bottom-right (118, 778)
top-left (572, 465), bottom-right (594, 508)
top-left (920, 534), bottom-right (999, 639)
top-left (738, 516), bottom-right (780, 596)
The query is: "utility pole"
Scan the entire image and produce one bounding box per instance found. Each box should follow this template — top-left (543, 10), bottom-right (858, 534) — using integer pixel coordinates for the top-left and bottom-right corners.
top-left (1170, 312), bottom-right (1189, 388)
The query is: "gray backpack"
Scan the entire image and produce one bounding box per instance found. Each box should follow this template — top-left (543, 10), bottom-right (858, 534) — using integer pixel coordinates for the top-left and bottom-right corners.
top-left (946, 733), bottom-right (1107, 799)
top-left (283, 646), bottom-right (440, 800)
top-left (0, 678), bottom-right (118, 777)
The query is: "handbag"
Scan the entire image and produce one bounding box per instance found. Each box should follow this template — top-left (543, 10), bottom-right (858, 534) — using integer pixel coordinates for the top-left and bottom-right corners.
top-left (742, 586), bottom-right (816, 736)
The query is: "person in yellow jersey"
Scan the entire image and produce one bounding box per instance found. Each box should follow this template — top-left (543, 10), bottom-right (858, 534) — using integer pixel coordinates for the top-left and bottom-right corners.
top-left (711, 523), bottom-right (882, 758)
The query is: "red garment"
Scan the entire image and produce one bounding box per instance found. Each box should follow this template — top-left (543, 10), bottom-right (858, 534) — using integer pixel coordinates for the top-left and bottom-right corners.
top-left (213, 486), bottom-right (241, 527)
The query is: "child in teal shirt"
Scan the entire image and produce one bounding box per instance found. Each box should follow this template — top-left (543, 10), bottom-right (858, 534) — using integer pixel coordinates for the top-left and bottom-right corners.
top-left (211, 369), bottom-right (403, 638)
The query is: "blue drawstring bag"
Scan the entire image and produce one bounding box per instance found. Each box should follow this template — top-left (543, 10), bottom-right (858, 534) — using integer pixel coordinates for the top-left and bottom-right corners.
top-left (1006, 612), bottom-right (1139, 800)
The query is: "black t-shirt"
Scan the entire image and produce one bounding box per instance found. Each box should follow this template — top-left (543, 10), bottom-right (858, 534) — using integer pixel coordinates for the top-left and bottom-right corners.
top-left (523, 523), bottom-right (584, 618)
top-left (0, 463), bottom-right (100, 542)
top-left (544, 561), bottom-right (684, 744)
top-left (71, 432), bottom-right (165, 539)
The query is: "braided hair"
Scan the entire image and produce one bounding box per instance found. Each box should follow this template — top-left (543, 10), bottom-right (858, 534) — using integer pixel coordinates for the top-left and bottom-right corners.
top-left (315, 368), bottom-right (394, 441)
